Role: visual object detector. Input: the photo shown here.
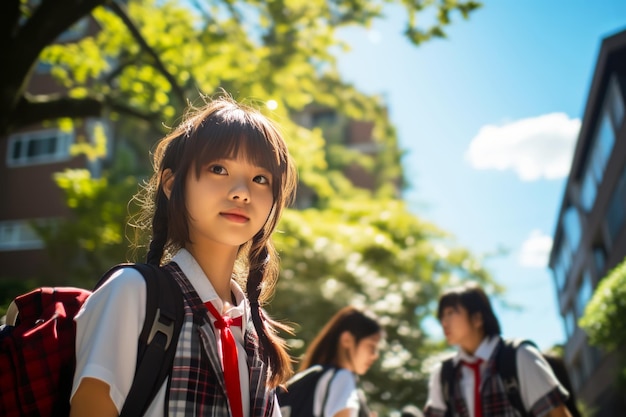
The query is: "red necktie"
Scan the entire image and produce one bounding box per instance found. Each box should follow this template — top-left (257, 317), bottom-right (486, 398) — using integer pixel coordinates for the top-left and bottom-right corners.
top-left (461, 358), bottom-right (483, 417)
top-left (205, 301), bottom-right (244, 417)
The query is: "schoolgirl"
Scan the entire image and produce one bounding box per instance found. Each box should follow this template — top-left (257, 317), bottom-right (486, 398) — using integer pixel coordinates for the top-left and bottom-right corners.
top-left (70, 95), bottom-right (298, 417)
top-left (287, 306), bottom-right (383, 417)
top-left (423, 282), bottom-right (572, 417)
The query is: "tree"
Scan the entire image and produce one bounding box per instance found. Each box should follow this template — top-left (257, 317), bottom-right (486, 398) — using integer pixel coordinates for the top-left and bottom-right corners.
top-left (579, 256), bottom-right (626, 392)
top-left (1, 0), bottom-right (481, 138)
top-left (270, 197), bottom-right (500, 411)
top-left (3, 0), bottom-right (498, 414)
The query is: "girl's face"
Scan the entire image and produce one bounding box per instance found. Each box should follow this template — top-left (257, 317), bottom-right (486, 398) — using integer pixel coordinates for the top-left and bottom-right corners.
top-left (343, 332), bottom-right (382, 376)
top-left (439, 305), bottom-right (482, 347)
top-left (182, 155), bottom-right (274, 250)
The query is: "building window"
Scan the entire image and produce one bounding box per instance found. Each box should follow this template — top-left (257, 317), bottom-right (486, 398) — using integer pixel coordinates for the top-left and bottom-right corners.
top-left (607, 74), bottom-right (625, 131)
top-left (564, 306), bottom-right (576, 338)
top-left (580, 86), bottom-right (618, 212)
top-left (553, 236), bottom-right (573, 291)
top-left (311, 110), bottom-right (337, 127)
top-left (0, 220), bottom-right (45, 251)
top-left (555, 236), bottom-right (572, 289)
top-left (552, 260), bottom-right (566, 292)
top-left (7, 129), bottom-right (73, 167)
top-left (592, 245), bottom-right (607, 279)
top-left (563, 206), bottom-right (582, 254)
top-left (575, 271), bottom-right (593, 319)
top-left (605, 165), bottom-right (626, 244)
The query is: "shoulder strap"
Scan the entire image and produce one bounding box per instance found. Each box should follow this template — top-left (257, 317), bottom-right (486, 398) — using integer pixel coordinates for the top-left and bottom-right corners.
top-left (439, 358), bottom-right (455, 417)
top-left (98, 263), bottom-right (184, 417)
top-left (496, 338), bottom-right (534, 417)
top-left (318, 367), bottom-right (339, 417)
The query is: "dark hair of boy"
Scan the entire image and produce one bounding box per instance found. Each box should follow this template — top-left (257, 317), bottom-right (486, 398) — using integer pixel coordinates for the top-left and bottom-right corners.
top-left (437, 282), bottom-right (501, 337)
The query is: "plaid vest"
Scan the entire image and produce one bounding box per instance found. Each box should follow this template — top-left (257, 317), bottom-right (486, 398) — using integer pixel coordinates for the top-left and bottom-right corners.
top-left (164, 263), bottom-right (275, 417)
top-left (447, 345), bottom-right (521, 417)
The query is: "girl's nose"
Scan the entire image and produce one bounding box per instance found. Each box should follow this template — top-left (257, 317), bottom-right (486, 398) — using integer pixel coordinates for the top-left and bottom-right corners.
top-left (230, 181), bottom-right (250, 202)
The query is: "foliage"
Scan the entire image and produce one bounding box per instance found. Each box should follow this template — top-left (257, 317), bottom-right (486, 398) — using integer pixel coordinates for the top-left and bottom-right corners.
top-left (31, 136), bottom-right (140, 286)
top-left (1, 0), bottom-right (482, 137)
top-left (579, 256), bottom-right (626, 391)
top-left (0, 279), bottom-right (36, 319)
top-left (579, 257), bottom-right (626, 351)
top-left (0, 0), bottom-right (495, 414)
top-left (270, 197), bottom-right (501, 411)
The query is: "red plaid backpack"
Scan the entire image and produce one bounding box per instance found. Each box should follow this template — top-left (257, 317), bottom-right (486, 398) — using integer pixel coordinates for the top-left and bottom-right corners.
top-left (0, 263), bottom-right (184, 417)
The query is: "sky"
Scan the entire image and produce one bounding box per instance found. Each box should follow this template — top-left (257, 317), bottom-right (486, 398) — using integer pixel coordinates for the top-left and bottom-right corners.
top-left (334, 1), bottom-right (626, 350)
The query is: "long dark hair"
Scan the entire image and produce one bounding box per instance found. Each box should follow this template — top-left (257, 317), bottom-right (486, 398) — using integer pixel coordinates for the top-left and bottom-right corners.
top-left (134, 94), bottom-right (297, 387)
top-left (299, 306), bottom-right (382, 371)
top-left (437, 282), bottom-right (501, 337)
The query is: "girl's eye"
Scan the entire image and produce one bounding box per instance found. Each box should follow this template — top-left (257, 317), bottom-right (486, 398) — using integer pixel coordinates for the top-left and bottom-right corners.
top-left (253, 175), bottom-right (270, 185)
top-left (209, 165), bottom-right (227, 175)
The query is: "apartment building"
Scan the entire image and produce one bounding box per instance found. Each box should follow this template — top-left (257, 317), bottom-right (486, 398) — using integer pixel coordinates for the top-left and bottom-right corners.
top-left (548, 28), bottom-right (626, 416)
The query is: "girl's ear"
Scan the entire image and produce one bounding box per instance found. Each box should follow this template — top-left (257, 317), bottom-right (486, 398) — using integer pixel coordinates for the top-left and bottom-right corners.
top-left (340, 331), bottom-right (355, 349)
top-left (162, 169), bottom-right (175, 200)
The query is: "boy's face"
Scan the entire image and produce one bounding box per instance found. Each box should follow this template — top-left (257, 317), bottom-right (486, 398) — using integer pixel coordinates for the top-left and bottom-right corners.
top-left (439, 304), bottom-right (480, 346)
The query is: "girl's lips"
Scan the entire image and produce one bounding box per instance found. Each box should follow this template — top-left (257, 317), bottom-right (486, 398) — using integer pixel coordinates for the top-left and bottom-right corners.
top-left (221, 212), bottom-right (249, 223)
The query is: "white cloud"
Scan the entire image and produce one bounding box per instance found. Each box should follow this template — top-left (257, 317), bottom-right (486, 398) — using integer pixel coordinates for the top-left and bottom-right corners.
top-left (465, 113), bottom-right (581, 181)
top-left (518, 230), bottom-right (553, 268)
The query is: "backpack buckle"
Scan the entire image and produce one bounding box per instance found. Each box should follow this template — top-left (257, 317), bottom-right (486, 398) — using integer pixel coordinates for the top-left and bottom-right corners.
top-left (147, 308), bottom-right (175, 349)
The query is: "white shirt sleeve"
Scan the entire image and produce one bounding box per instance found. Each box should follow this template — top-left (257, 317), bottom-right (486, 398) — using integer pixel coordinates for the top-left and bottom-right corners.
top-left (424, 362), bottom-right (446, 412)
top-left (322, 369), bottom-right (360, 417)
top-left (517, 343), bottom-right (564, 411)
top-left (71, 267), bottom-right (148, 413)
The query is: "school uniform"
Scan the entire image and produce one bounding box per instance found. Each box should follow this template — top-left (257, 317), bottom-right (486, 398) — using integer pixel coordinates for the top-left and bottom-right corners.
top-left (313, 368), bottom-right (365, 417)
top-left (423, 336), bottom-right (569, 417)
top-left (71, 249), bottom-right (280, 417)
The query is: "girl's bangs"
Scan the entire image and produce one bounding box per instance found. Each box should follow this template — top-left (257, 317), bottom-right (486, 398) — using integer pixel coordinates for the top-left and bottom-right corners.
top-left (438, 292), bottom-right (462, 319)
top-left (191, 118), bottom-right (282, 180)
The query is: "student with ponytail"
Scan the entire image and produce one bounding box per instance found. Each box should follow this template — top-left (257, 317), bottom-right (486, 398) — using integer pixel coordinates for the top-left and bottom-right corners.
top-left (70, 94), bottom-right (297, 417)
top-left (278, 306), bottom-right (383, 417)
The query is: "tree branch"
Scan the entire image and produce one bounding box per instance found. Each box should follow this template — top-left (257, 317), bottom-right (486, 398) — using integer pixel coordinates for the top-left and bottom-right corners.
top-left (11, 94), bottom-right (106, 129)
top-left (10, 93), bottom-right (162, 132)
top-left (107, 0), bottom-right (186, 106)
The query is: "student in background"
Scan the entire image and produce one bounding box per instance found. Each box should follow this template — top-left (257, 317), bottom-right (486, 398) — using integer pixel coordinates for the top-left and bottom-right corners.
top-left (423, 282), bottom-right (572, 417)
top-left (279, 306), bottom-right (383, 417)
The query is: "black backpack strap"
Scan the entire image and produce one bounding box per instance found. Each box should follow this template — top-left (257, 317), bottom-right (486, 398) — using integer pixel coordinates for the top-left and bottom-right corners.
top-left (496, 338), bottom-right (534, 417)
top-left (98, 263), bottom-right (184, 417)
top-left (439, 358), bottom-right (455, 417)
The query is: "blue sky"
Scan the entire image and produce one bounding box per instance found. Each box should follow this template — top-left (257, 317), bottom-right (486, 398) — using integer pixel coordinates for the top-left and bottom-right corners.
top-left (334, 1), bottom-right (626, 350)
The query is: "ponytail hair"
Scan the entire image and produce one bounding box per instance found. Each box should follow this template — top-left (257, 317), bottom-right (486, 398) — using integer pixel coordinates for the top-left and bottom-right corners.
top-left (300, 306), bottom-right (382, 371)
top-left (131, 94), bottom-right (297, 386)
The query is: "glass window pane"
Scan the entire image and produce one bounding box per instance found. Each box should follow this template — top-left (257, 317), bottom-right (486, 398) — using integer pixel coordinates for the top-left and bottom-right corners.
top-left (11, 141), bottom-right (22, 160)
top-left (596, 114), bottom-right (614, 171)
top-left (606, 166), bottom-right (626, 243)
top-left (593, 246), bottom-right (606, 277)
top-left (575, 272), bottom-right (593, 318)
top-left (580, 167), bottom-right (597, 212)
top-left (565, 308), bottom-right (576, 337)
top-left (563, 207), bottom-right (582, 252)
top-left (609, 75), bottom-right (624, 130)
